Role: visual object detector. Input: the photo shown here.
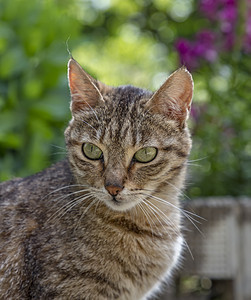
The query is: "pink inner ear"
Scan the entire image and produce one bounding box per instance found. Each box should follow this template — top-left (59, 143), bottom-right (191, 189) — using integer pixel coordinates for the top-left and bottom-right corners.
top-left (149, 67), bottom-right (193, 125)
top-left (68, 59), bottom-right (103, 113)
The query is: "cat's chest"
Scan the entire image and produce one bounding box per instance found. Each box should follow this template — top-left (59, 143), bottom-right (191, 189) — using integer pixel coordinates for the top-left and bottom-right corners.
top-left (36, 210), bottom-right (182, 299)
top-left (69, 216), bottom-right (178, 275)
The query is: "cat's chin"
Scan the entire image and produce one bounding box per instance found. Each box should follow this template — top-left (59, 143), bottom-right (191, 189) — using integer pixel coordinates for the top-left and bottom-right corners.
top-left (104, 198), bottom-right (139, 212)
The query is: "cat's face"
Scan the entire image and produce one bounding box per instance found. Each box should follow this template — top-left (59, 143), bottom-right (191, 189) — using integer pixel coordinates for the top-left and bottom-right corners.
top-left (65, 59), bottom-right (193, 212)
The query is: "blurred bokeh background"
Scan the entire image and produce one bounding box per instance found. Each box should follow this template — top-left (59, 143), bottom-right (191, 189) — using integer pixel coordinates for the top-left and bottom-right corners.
top-left (0, 0), bottom-right (250, 198)
top-left (1, 1), bottom-right (251, 299)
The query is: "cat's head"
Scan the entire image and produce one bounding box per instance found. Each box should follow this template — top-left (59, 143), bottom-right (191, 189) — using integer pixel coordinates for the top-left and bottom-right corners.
top-left (65, 58), bottom-right (193, 212)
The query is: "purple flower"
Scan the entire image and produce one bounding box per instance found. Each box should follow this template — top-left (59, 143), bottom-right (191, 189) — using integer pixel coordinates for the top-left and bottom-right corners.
top-left (200, 0), bottom-right (237, 50)
top-left (175, 30), bottom-right (217, 70)
top-left (243, 9), bottom-right (251, 53)
top-left (200, 0), bottom-right (237, 22)
top-left (175, 39), bottom-right (198, 70)
top-left (200, 0), bottom-right (219, 20)
top-left (219, 5), bottom-right (237, 26)
top-left (219, 3), bottom-right (237, 49)
top-left (194, 31), bottom-right (217, 61)
top-left (223, 32), bottom-right (235, 50)
top-left (176, 0), bottom-right (251, 68)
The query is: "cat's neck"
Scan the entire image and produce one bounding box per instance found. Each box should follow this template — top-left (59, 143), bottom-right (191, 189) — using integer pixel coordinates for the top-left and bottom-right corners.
top-left (70, 181), bottom-right (182, 239)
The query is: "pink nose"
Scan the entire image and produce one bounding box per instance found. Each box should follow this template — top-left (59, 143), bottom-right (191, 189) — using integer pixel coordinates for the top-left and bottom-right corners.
top-left (105, 185), bottom-right (123, 196)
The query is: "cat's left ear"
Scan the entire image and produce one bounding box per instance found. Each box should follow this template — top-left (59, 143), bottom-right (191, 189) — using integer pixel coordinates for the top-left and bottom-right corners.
top-left (68, 58), bottom-right (110, 114)
top-left (147, 67), bottom-right (193, 128)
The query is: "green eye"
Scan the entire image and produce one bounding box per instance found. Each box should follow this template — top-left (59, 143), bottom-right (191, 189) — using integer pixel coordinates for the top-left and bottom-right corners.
top-left (134, 147), bottom-right (157, 163)
top-left (82, 143), bottom-right (103, 160)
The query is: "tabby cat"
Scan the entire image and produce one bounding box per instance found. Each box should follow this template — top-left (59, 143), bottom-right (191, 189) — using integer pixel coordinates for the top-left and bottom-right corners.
top-left (0, 58), bottom-right (193, 299)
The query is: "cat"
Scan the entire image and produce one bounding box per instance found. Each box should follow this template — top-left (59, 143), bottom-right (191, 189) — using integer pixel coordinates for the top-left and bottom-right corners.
top-left (0, 58), bottom-right (193, 300)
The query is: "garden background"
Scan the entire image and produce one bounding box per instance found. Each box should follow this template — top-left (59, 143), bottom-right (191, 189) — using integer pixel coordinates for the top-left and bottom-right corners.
top-left (0, 0), bottom-right (250, 199)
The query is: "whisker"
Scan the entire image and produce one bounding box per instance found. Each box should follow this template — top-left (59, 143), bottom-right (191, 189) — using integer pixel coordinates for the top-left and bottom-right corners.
top-left (188, 156), bottom-right (208, 163)
top-left (82, 197), bottom-right (98, 215)
top-left (94, 199), bottom-right (101, 214)
top-left (140, 181), bottom-right (193, 204)
top-left (144, 199), bottom-right (179, 236)
top-left (75, 197), bottom-right (98, 231)
top-left (141, 184), bottom-right (200, 222)
top-left (47, 197), bottom-right (79, 222)
top-left (50, 152), bottom-right (67, 156)
top-left (49, 189), bottom-right (92, 206)
top-left (142, 193), bottom-right (204, 236)
top-left (56, 195), bottom-right (89, 221)
top-left (142, 200), bottom-right (169, 236)
top-left (150, 194), bottom-right (203, 226)
top-left (43, 184), bottom-right (90, 200)
top-left (50, 145), bottom-right (66, 151)
top-left (47, 193), bottom-right (92, 222)
top-left (186, 162), bottom-right (201, 167)
top-left (165, 180), bottom-right (192, 202)
top-left (138, 189), bottom-right (205, 221)
top-left (181, 209), bottom-right (206, 221)
top-left (130, 204), bottom-right (138, 226)
top-left (137, 202), bottom-right (155, 236)
top-left (144, 198), bottom-right (194, 260)
top-left (57, 195), bottom-right (93, 221)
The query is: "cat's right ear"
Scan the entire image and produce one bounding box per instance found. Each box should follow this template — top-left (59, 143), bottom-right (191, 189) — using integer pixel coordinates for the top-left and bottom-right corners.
top-left (68, 58), bottom-right (105, 114)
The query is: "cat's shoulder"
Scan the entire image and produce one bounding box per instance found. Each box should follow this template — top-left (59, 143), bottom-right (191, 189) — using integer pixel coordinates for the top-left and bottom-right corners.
top-left (0, 160), bottom-right (73, 202)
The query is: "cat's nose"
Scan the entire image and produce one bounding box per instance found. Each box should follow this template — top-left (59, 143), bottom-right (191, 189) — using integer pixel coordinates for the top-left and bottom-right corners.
top-left (105, 184), bottom-right (123, 196)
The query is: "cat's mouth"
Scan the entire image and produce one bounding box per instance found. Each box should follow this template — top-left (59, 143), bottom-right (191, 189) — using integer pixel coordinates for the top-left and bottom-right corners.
top-left (111, 195), bottom-right (120, 204)
top-left (104, 194), bottom-right (140, 212)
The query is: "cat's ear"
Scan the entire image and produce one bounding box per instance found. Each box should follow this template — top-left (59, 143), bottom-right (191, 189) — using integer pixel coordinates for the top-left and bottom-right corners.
top-left (147, 67), bottom-right (193, 127)
top-left (68, 58), bottom-right (109, 114)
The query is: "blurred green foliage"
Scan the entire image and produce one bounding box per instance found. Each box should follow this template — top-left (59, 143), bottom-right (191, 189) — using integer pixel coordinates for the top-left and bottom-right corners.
top-left (0, 0), bottom-right (250, 197)
top-left (0, 0), bottom-right (80, 179)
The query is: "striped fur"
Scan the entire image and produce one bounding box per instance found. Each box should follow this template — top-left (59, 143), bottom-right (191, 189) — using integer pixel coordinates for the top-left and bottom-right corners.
top-left (0, 59), bottom-right (193, 299)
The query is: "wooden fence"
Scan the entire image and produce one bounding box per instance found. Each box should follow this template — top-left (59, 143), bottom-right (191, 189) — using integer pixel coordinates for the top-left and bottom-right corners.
top-left (157, 197), bottom-right (251, 300)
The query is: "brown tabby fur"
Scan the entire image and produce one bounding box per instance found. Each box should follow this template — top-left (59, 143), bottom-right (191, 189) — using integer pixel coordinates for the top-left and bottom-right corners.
top-left (0, 58), bottom-right (193, 299)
